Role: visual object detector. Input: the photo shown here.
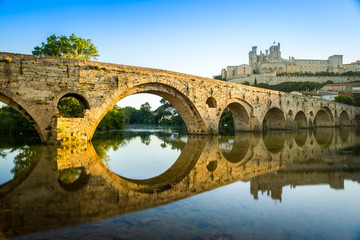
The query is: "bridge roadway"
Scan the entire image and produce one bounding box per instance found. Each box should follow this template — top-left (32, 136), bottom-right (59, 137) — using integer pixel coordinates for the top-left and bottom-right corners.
top-left (0, 129), bottom-right (359, 238)
top-left (1, 52), bottom-right (360, 144)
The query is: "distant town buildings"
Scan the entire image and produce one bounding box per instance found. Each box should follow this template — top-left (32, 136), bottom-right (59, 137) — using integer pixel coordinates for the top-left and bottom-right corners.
top-left (343, 60), bottom-right (360, 72)
top-left (221, 42), bottom-right (357, 79)
top-left (289, 82), bottom-right (360, 101)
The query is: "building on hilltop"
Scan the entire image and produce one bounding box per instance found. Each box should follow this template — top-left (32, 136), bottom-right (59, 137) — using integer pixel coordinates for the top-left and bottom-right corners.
top-left (222, 42), bottom-right (345, 80)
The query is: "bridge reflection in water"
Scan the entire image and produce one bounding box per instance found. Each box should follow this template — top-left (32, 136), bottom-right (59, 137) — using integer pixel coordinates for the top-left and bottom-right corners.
top-left (0, 128), bottom-right (359, 238)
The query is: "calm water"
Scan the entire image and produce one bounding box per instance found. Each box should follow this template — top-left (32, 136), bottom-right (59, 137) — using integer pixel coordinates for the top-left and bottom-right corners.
top-left (0, 127), bottom-right (359, 240)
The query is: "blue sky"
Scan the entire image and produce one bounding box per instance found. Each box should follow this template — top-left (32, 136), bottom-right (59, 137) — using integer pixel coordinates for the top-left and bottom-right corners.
top-left (1, 0), bottom-right (359, 109)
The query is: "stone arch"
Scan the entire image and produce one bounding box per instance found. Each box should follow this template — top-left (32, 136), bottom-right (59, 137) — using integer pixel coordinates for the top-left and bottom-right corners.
top-left (294, 130), bottom-right (307, 147)
top-left (220, 102), bottom-right (250, 132)
top-left (101, 135), bottom-right (207, 193)
top-left (263, 107), bottom-right (286, 130)
top-left (220, 134), bottom-right (251, 164)
top-left (313, 107), bottom-right (334, 127)
top-left (0, 92), bottom-right (43, 141)
top-left (91, 83), bottom-right (207, 138)
top-left (314, 128), bottom-right (334, 148)
top-left (263, 131), bottom-right (286, 154)
top-left (206, 97), bottom-right (217, 108)
top-left (57, 93), bottom-right (90, 117)
top-left (355, 114), bottom-right (360, 125)
top-left (294, 111), bottom-right (307, 128)
top-left (58, 167), bottom-right (91, 192)
top-left (339, 110), bottom-right (350, 126)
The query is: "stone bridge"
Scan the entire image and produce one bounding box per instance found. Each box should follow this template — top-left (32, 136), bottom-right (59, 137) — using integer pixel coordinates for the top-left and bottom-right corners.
top-left (1, 52), bottom-right (360, 144)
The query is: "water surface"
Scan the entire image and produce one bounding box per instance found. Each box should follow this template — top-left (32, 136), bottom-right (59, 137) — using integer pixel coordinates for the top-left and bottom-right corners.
top-left (0, 128), bottom-right (359, 239)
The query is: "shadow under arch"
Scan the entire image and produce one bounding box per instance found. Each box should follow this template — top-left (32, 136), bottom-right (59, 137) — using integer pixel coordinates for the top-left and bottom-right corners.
top-left (294, 111), bottom-right (307, 128)
top-left (355, 114), bottom-right (360, 125)
top-left (339, 110), bottom-right (351, 126)
top-left (338, 127), bottom-right (351, 142)
top-left (219, 133), bottom-right (253, 164)
top-left (314, 106), bottom-right (334, 127)
top-left (57, 92), bottom-right (91, 117)
top-left (58, 167), bottom-right (91, 192)
top-left (294, 129), bottom-right (308, 147)
top-left (263, 107), bottom-right (286, 130)
top-left (262, 130), bottom-right (286, 154)
top-left (0, 92), bottom-right (43, 141)
top-left (90, 82), bottom-right (208, 138)
top-left (220, 101), bottom-right (250, 132)
top-left (314, 128), bottom-right (334, 148)
top-left (98, 135), bottom-right (208, 193)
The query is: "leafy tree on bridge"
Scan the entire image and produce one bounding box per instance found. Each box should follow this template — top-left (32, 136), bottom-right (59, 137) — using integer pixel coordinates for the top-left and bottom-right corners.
top-left (32, 33), bottom-right (99, 61)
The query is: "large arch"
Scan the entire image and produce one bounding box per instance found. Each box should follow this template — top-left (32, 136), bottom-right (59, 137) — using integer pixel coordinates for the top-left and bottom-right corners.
top-left (0, 92), bottom-right (43, 141)
top-left (339, 110), bottom-right (351, 126)
top-left (90, 82), bottom-right (208, 139)
top-left (98, 135), bottom-right (207, 193)
top-left (263, 107), bottom-right (286, 130)
top-left (294, 111), bottom-right (307, 128)
top-left (314, 107), bottom-right (334, 127)
top-left (220, 101), bottom-right (250, 132)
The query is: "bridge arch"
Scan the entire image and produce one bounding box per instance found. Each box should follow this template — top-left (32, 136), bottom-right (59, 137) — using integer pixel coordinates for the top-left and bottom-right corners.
top-left (57, 92), bottom-right (90, 117)
top-left (355, 114), bottom-right (360, 125)
top-left (314, 128), bottom-right (334, 148)
top-left (263, 107), bottom-right (286, 130)
top-left (314, 106), bottom-right (334, 127)
top-left (206, 97), bottom-right (217, 108)
top-left (339, 110), bottom-right (350, 126)
top-left (219, 100), bottom-right (251, 132)
top-left (0, 92), bottom-right (43, 141)
top-left (219, 134), bottom-right (252, 164)
top-left (294, 111), bottom-right (307, 128)
top-left (90, 82), bottom-right (207, 138)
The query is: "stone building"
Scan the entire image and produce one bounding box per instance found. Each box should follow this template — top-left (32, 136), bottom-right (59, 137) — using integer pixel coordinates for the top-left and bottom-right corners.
top-left (222, 42), bottom-right (345, 79)
top-left (224, 64), bottom-right (251, 79)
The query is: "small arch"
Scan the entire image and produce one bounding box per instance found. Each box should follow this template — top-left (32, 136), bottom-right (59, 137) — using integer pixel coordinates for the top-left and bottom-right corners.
top-left (288, 110), bottom-right (293, 116)
top-left (221, 102), bottom-right (250, 132)
top-left (314, 107), bottom-right (334, 127)
top-left (339, 111), bottom-right (350, 126)
top-left (220, 134), bottom-right (250, 163)
top-left (206, 161), bottom-right (218, 172)
top-left (355, 114), bottom-right (360, 125)
top-left (314, 128), bottom-right (334, 148)
top-left (294, 130), bottom-right (308, 147)
top-left (206, 97), bottom-right (217, 108)
top-left (294, 111), bottom-right (307, 128)
top-left (263, 131), bottom-right (286, 154)
top-left (57, 93), bottom-right (90, 118)
top-left (58, 167), bottom-right (91, 192)
top-left (263, 107), bottom-right (286, 130)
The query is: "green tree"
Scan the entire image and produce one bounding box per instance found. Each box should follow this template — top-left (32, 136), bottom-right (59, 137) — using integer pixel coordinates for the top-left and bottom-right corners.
top-left (335, 95), bottom-right (355, 105)
top-left (32, 33), bottom-right (99, 60)
top-left (242, 81), bottom-right (250, 85)
top-left (352, 93), bottom-right (360, 107)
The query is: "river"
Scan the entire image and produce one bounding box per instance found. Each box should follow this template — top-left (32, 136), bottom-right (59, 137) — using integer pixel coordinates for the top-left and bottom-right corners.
top-left (0, 127), bottom-right (360, 239)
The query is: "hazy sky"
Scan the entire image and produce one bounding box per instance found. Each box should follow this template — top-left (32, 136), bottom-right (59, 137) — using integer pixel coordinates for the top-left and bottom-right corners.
top-left (1, 0), bottom-right (359, 109)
